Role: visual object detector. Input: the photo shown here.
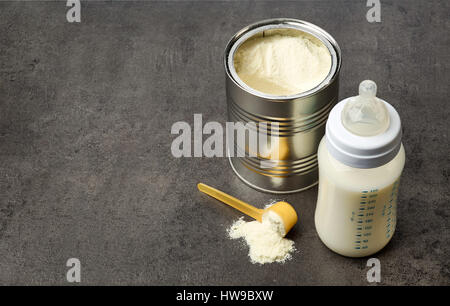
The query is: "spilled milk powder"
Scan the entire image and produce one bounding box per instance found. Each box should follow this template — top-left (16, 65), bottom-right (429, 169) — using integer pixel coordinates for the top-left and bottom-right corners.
top-left (227, 208), bottom-right (295, 264)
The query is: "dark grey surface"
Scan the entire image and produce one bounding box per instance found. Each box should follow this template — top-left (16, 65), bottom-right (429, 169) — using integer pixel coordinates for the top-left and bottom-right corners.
top-left (0, 0), bottom-right (448, 285)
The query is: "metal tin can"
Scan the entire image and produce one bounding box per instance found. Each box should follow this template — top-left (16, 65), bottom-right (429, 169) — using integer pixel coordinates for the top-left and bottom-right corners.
top-left (224, 18), bottom-right (342, 193)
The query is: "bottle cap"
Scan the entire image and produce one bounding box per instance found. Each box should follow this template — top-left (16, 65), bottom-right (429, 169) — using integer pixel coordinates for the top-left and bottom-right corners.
top-left (326, 80), bottom-right (402, 169)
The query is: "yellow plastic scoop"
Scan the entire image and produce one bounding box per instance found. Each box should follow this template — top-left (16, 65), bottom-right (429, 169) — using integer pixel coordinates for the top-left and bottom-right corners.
top-left (197, 183), bottom-right (298, 236)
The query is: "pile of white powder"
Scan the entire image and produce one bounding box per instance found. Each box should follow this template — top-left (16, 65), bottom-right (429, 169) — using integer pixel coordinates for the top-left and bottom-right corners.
top-left (227, 209), bottom-right (295, 264)
top-left (234, 31), bottom-right (332, 96)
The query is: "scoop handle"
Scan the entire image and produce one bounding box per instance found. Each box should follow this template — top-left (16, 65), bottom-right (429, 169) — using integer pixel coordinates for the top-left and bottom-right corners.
top-left (197, 183), bottom-right (263, 221)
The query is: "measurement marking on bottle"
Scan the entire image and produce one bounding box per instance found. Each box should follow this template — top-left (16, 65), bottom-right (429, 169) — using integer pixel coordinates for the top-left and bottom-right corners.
top-left (354, 189), bottom-right (378, 250)
top-left (384, 179), bottom-right (399, 239)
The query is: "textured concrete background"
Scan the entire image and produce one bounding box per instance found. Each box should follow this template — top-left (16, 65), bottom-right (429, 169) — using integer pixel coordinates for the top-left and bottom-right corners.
top-left (0, 0), bottom-right (448, 285)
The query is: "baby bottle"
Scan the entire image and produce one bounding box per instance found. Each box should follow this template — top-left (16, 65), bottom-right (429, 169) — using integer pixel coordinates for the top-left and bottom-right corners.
top-left (315, 80), bottom-right (405, 257)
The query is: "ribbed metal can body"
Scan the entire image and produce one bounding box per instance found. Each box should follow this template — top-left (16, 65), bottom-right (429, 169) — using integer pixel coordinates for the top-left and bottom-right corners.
top-left (224, 18), bottom-right (342, 194)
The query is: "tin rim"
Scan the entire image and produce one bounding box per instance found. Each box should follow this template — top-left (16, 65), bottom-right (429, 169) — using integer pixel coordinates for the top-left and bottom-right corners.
top-left (224, 18), bottom-right (342, 100)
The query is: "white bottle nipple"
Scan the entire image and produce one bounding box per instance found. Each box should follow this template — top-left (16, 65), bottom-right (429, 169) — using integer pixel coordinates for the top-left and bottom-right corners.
top-left (341, 80), bottom-right (390, 136)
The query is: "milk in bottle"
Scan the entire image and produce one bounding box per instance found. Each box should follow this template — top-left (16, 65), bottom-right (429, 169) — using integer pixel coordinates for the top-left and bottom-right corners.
top-left (315, 80), bottom-right (405, 257)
